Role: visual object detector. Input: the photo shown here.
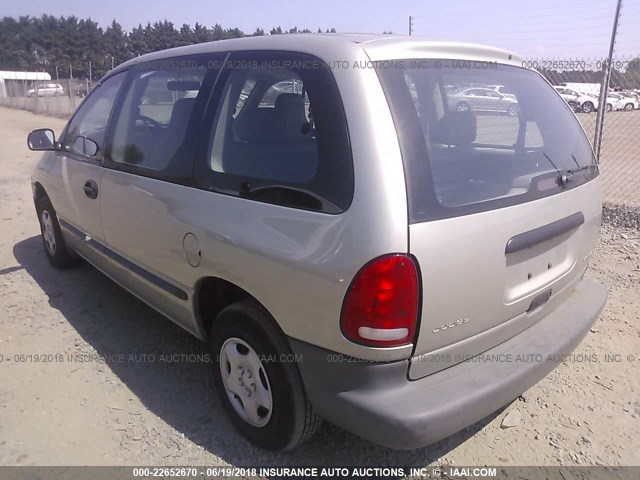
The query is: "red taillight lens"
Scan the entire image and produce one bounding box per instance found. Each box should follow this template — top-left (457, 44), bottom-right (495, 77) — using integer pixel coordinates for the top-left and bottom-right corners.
top-left (340, 254), bottom-right (419, 347)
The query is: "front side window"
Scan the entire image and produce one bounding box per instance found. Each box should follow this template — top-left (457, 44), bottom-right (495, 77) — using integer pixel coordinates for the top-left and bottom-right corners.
top-left (63, 72), bottom-right (125, 157)
top-left (198, 52), bottom-right (353, 213)
top-left (377, 60), bottom-right (597, 222)
top-left (106, 60), bottom-right (208, 172)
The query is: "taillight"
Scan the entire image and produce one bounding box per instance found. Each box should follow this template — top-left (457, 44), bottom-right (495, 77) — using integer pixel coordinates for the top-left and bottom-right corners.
top-left (340, 254), bottom-right (419, 347)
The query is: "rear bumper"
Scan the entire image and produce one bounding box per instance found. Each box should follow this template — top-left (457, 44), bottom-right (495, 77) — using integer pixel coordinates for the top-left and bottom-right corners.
top-left (290, 278), bottom-right (607, 449)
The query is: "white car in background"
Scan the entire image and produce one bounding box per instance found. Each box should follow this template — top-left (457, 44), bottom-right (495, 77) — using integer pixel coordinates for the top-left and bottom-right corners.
top-left (448, 87), bottom-right (519, 115)
top-left (27, 83), bottom-right (65, 97)
top-left (554, 86), bottom-right (593, 113)
top-left (486, 84), bottom-right (517, 100)
top-left (581, 92), bottom-right (636, 113)
top-left (607, 92), bottom-right (638, 111)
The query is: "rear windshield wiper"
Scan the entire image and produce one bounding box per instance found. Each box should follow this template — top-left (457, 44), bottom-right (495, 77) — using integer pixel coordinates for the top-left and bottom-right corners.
top-left (542, 153), bottom-right (596, 186)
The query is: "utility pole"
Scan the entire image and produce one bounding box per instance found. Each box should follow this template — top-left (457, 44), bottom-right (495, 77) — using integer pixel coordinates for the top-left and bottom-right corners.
top-left (593, 0), bottom-right (622, 162)
top-left (409, 15), bottom-right (413, 36)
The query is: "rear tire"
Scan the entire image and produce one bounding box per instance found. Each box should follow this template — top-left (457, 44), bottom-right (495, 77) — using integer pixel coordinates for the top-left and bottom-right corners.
top-left (581, 101), bottom-right (594, 113)
top-left (35, 195), bottom-right (77, 269)
top-left (606, 103), bottom-right (613, 112)
top-left (209, 300), bottom-right (320, 450)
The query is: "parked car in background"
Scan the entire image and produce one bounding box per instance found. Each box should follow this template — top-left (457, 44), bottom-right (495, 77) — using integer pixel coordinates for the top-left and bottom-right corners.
top-left (448, 87), bottom-right (519, 115)
top-left (607, 92), bottom-right (638, 111)
top-left (26, 83), bottom-right (65, 97)
top-left (27, 34), bottom-right (606, 451)
top-left (487, 84), bottom-right (517, 100)
top-left (554, 86), bottom-right (592, 112)
top-left (575, 93), bottom-right (600, 114)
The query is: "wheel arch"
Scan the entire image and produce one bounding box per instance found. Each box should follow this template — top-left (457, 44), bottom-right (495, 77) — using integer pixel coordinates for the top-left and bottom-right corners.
top-left (33, 181), bottom-right (49, 205)
top-left (193, 276), bottom-right (286, 342)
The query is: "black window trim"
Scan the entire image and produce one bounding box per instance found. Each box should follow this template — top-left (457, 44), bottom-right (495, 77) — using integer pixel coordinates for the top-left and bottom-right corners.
top-left (192, 49), bottom-right (354, 215)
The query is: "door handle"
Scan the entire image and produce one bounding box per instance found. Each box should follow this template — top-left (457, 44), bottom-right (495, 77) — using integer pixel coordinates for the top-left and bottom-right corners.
top-left (83, 180), bottom-right (98, 199)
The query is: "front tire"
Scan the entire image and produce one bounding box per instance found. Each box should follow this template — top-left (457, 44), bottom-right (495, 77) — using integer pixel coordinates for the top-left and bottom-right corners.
top-left (210, 301), bottom-right (320, 450)
top-left (624, 103), bottom-right (634, 111)
top-left (35, 195), bottom-right (77, 269)
top-left (507, 104), bottom-right (519, 116)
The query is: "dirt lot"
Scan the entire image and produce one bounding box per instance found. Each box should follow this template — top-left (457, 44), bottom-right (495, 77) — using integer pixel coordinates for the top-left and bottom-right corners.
top-left (0, 106), bottom-right (638, 468)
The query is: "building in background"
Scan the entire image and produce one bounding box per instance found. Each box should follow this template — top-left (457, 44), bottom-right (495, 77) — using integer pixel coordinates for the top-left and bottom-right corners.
top-left (0, 71), bottom-right (52, 98)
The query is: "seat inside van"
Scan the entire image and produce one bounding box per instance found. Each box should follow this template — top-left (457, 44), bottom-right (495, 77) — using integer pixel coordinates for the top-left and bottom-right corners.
top-left (221, 90), bottom-right (319, 184)
top-left (428, 110), bottom-right (537, 206)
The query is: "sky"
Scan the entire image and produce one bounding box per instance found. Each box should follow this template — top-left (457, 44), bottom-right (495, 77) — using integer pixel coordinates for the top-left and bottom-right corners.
top-left (2, 0), bottom-right (639, 59)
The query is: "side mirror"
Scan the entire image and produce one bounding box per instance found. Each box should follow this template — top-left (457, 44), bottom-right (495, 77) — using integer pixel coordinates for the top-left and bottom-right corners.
top-left (27, 128), bottom-right (57, 151)
top-left (69, 135), bottom-right (99, 157)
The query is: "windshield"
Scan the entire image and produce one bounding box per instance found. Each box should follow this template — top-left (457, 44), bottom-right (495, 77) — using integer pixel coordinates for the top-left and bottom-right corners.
top-left (376, 60), bottom-right (597, 222)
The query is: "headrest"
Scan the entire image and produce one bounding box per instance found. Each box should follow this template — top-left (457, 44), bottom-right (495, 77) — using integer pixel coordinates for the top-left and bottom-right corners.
top-left (169, 97), bottom-right (196, 126)
top-left (431, 111), bottom-right (477, 146)
top-left (275, 93), bottom-right (305, 113)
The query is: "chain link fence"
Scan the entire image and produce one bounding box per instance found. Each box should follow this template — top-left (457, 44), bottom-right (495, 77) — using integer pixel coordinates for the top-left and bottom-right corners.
top-left (523, 54), bottom-right (640, 223)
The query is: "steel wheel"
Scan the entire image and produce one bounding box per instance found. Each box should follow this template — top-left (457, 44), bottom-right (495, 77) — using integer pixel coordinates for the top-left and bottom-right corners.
top-left (40, 209), bottom-right (57, 256)
top-left (35, 194), bottom-right (78, 269)
top-left (210, 301), bottom-right (321, 450)
top-left (219, 337), bottom-right (273, 427)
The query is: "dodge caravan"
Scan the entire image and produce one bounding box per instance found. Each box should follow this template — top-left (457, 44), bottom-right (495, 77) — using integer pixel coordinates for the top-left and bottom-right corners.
top-left (28, 34), bottom-right (607, 450)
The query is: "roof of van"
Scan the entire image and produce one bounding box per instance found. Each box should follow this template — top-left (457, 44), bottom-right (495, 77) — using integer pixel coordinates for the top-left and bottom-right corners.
top-left (116, 34), bottom-right (524, 72)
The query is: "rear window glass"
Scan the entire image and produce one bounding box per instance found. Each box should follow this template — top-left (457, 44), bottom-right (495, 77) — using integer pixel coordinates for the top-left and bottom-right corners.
top-left (376, 60), bottom-right (597, 222)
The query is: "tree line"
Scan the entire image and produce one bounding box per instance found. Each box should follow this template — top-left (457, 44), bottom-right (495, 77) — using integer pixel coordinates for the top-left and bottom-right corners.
top-left (1, 15), bottom-right (638, 89)
top-left (0, 15), bottom-right (338, 80)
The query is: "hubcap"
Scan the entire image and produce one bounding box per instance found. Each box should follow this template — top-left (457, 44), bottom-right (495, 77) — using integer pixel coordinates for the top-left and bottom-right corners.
top-left (41, 210), bottom-right (56, 256)
top-left (219, 337), bottom-right (273, 427)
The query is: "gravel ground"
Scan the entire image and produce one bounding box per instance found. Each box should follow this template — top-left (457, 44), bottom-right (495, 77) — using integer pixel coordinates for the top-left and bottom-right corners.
top-left (0, 107), bottom-right (638, 469)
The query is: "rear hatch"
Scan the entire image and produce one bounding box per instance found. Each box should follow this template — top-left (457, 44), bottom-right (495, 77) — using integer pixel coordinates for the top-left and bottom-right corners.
top-left (375, 58), bottom-right (601, 379)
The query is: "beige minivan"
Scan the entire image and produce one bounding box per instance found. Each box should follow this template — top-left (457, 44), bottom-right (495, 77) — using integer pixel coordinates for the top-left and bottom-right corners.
top-left (28, 34), bottom-right (607, 450)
